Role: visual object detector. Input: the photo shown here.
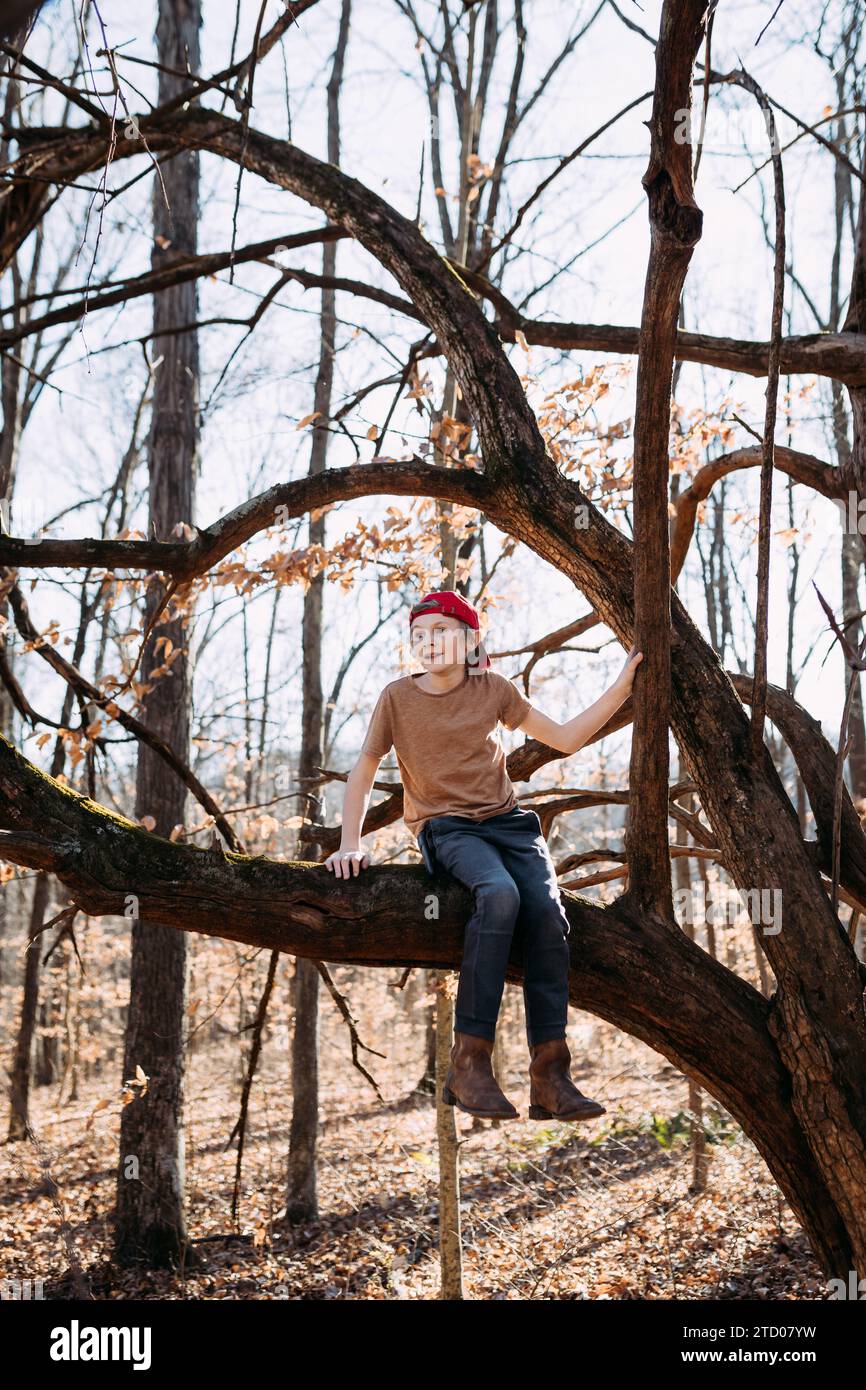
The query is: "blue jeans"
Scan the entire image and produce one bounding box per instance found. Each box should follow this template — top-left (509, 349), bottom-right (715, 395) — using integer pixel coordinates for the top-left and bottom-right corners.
top-left (417, 805), bottom-right (571, 1047)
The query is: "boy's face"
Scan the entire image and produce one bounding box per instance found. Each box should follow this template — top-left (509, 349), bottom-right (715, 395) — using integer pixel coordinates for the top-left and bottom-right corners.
top-left (410, 613), bottom-right (480, 671)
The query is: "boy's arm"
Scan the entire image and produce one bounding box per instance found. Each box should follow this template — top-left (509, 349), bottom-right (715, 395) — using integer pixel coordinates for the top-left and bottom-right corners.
top-left (327, 685), bottom-right (394, 878)
top-left (514, 647), bottom-right (643, 756)
top-left (325, 750), bottom-right (382, 878)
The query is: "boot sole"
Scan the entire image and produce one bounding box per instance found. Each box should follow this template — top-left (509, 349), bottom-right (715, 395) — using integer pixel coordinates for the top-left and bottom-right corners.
top-left (443, 1084), bottom-right (519, 1120)
top-left (528, 1101), bottom-right (606, 1122)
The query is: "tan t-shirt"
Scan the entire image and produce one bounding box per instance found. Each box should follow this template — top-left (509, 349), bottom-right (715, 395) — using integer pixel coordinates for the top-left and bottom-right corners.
top-left (360, 668), bottom-right (534, 838)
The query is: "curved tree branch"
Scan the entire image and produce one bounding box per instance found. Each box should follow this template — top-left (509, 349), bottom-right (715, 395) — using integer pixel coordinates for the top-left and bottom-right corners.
top-left (2, 32), bottom-right (865, 1268)
top-left (0, 724), bottom-right (850, 1268)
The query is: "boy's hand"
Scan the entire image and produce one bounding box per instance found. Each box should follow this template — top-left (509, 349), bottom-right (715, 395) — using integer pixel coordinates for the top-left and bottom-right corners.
top-left (325, 848), bottom-right (371, 878)
top-left (615, 646), bottom-right (644, 690)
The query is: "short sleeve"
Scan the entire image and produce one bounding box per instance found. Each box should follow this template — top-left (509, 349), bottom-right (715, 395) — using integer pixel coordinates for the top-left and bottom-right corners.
top-left (497, 674), bottom-right (533, 731)
top-left (360, 687), bottom-right (393, 759)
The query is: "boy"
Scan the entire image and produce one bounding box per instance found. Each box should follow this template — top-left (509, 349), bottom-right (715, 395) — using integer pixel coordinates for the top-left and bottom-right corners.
top-left (326, 589), bottom-right (642, 1122)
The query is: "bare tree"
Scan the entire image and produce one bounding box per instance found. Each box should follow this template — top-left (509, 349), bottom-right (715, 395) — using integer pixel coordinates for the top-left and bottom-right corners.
top-left (2, 0), bottom-right (866, 1280)
top-left (114, 0), bottom-right (202, 1269)
top-left (286, 0), bottom-right (352, 1227)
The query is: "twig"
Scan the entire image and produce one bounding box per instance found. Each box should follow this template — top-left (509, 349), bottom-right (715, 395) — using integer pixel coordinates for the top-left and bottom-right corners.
top-left (226, 950), bottom-right (280, 1224)
top-left (742, 67), bottom-right (786, 763)
top-left (315, 960), bottom-right (387, 1098)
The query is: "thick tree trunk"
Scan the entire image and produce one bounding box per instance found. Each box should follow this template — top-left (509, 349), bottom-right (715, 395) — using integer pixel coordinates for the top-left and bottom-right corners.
top-left (114, 0), bottom-right (201, 1270)
top-left (0, 731), bottom-right (857, 1276)
top-left (1, 66), bottom-right (29, 1136)
top-left (46, 75), bottom-right (865, 1271)
top-left (625, 3), bottom-right (704, 916)
top-left (286, 0), bottom-right (351, 1225)
top-left (1, 0), bottom-right (865, 1280)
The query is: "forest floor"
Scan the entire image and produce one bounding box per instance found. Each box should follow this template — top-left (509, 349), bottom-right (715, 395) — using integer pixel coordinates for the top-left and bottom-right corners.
top-left (1, 989), bottom-right (827, 1302)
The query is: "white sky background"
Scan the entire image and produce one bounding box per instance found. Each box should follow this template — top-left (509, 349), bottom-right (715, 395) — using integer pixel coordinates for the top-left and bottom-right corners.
top-left (6, 0), bottom-right (863, 806)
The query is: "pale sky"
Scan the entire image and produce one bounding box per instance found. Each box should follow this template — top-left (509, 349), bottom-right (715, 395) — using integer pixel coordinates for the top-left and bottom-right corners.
top-left (7, 0), bottom-right (861, 800)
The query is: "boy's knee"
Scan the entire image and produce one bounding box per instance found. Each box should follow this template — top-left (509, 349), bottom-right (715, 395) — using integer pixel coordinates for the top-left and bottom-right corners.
top-left (476, 879), bottom-right (521, 920)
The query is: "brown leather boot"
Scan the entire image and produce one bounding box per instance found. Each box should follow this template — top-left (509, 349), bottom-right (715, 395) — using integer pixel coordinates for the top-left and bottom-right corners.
top-left (443, 1031), bottom-right (520, 1119)
top-left (528, 1038), bottom-right (606, 1121)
